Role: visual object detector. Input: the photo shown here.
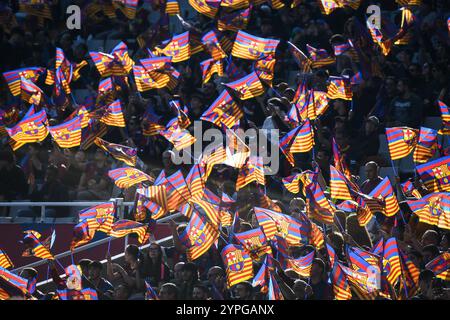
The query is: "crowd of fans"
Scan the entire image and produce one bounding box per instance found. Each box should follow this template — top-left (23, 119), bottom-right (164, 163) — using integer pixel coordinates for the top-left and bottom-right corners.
top-left (0, 0), bottom-right (450, 300)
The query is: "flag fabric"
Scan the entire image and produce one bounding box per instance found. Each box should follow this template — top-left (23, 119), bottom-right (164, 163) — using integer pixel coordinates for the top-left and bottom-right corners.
top-left (287, 41), bottom-right (312, 73)
top-left (406, 192), bottom-right (450, 230)
top-left (165, 0), bottom-right (180, 15)
top-left (108, 167), bottom-right (154, 189)
top-left (80, 120), bottom-right (108, 151)
top-left (394, 7), bottom-right (416, 46)
top-left (233, 227), bottom-right (271, 259)
top-left (155, 32), bottom-right (190, 63)
top-left (221, 244), bottom-right (253, 288)
top-left (202, 31), bottom-right (227, 60)
top-left (416, 156), bottom-right (450, 193)
top-left (78, 202), bottom-right (116, 234)
top-left (306, 44), bottom-right (336, 68)
top-left (279, 119), bottom-right (314, 166)
top-left (20, 77), bottom-right (44, 105)
top-left (254, 207), bottom-right (309, 245)
top-left (70, 220), bottom-right (95, 250)
top-left (94, 137), bottom-right (137, 166)
top-left (386, 127), bottom-right (418, 160)
top-left (112, 0), bottom-right (138, 19)
top-left (3, 67), bottom-right (45, 96)
top-left (21, 230), bottom-right (54, 261)
top-left (6, 107), bottom-right (48, 151)
top-left (155, 170), bottom-right (190, 212)
top-left (223, 127), bottom-right (250, 169)
top-left (438, 100), bottom-right (450, 135)
top-left (108, 219), bottom-right (149, 244)
top-left (287, 250), bottom-right (315, 278)
top-left (188, 0), bottom-right (219, 19)
top-left (327, 76), bottom-right (352, 100)
top-left (142, 106), bottom-right (165, 136)
top-left (318, 0), bottom-right (341, 15)
top-left (425, 252), bottom-right (450, 281)
top-left (305, 181), bottom-right (336, 224)
top-left (368, 177), bottom-right (400, 217)
top-left (48, 116), bottom-right (82, 148)
top-left (254, 55), bottom-right (276, 85)
top-left (186, 163), bottom-right (207, 199)
top-left (200, 90), bottom-right (242, 129)
top-left (332, 137), bottom-right (352, 180)
top-left (231, 31), bottom-right (279, 61)
top-left (217, 5), bottom-right (251, 33)
top-left (236, 156), bottom-right (265, 190)
top-left (330, 165), bottom-right (352, 200)
top-left (282, 174), bottom-right (302, 194)
top-left (145, 281), bottom-right (160, 300)
top-left (326, 244), bottom-right (352, 300)
top-left (0, 249), bottom-right (13, 269)
top-left (383, 238), bottom-right (403, 286)
top-left (223, 72), bottom-right (265, 100)
top-left (180, 210), bottom-right (219, 261)
top-left (89, 42), bottom-right (134, 77)
top-left (97, 100), bottom-right (126, 127)
top-left (401, 180), bottom-right (422, 199)
top-left (200, 58), bottom-right (223, 83)
top-left (0, 266), bottom-right (28, 297)
top-left (48, 48), bottom-right (87, 95)
top-left (413, 127), bottom-right (438, 163)
top-left (160, 119), bottom-right (196, 150)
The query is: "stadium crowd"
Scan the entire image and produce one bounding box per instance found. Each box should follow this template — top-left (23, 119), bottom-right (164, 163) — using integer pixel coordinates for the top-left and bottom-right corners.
top-left (0, 0), bottom-right (450, 300)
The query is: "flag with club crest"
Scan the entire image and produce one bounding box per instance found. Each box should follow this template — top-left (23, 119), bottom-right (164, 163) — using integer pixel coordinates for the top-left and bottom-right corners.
top-left (287, 41), bottom-right (312, 73)
top-left (21, 230), bottom-right (54, 261)
top-left (326, 76), bottom-right (352, 100)
top-left (200, 58), bottom-right (223, 84)
top-left (416, 156), bottom-right (450, 193)
top-left (231, 31), bottom-right (279, 61)
top-left (188, 0), bottom-right (219, 19)
top-left (78, 201), bottom-right (116, 234)
top-left (202, 30), bottom-right (227, 60)
top-left (221, 244), bottom-right (253, 288)
top-left (155, 31), bottom-right (191, 63)
top-left (3, 67), bottom-right (45, 96)
top-left (400, 180), bottom-right (422, 199)
top-left (406, 192), bottom-right (450, 230)
top-left (236, 156), bottom-right (265, 190)
top-left (200, 90), bottom-right (242, 129)
top-left (413, 127), bottom-right (438, 163)
top-left (108, 167), bottom-right (154, 189)
top-left (94, 137), bottom-right (137, 166)
top-left (89, 41), bottom-right (134, 77)
top-left (223, 72), bottom-right (265, 100)
top-left (306, 44), bottom-right (335, 68)
top-left (217, 5), bottom-right (251, 33)
top-left (386, 127), bottom-right (418, 160)
top-left (368, 177), bottom-right (400, 217)
top-left (48, 116), bottom-right (82, 148)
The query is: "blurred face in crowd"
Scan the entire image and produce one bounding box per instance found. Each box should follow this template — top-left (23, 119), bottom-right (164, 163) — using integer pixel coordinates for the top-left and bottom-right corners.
top-left (207, 267), bottom-right (225, 289)
top-left (88, 266), bottom-right (101, 281)
top-left (190, 96), bottom-right (203, 116)
top-left (440, 235), bottom-right (449, 251)
top-left (113, 284), bottom-right (130, 300)
top-left (148, 244), bottom-right (161, 260)
top-left (397, 80), bottom-right (407, 95)
top-left (74, 151), bottom-right (86, 163)
top-left (365, 163), bottom-right (378, 180)
top-left (289, 198), bottom-right (305, 215)
top-left (310, 261), bottom-right (324, 279)
top-left (234, 284), bottom-right (251, 300)
top-left (192, 287), bottom-right (208, 300)
top-left (174, 262), bottom-right (184, 281)
top-left (94, 149), bottom-right (106, 163)
top-left (385, 78), bottom-right (396, 95)
top-left (293, 280), bottom-right (313, 300)
top-left (365, 120), bottom-right (377, 135)
top-left (181, 267), bottom-right (194, 282)
top-left (159, 285), bottom-right (177, 300)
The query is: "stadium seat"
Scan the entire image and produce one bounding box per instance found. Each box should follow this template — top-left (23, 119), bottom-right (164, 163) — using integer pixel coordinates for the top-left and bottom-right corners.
top-left (424, 117), bottom-right (442, 130)
top-left (378, 134), bottom-right (390, 162)
top-left (87, 39), bottom-right (105, 52)
top-left (398, 154), bottom-right (416, 174)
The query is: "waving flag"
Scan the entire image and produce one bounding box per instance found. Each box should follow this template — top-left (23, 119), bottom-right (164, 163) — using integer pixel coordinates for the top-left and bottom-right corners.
top-left (78, 202), bottom-right (116, 234)
top-left (368, 177), bottom-right (399, 217)
top-left (306, 44), bottom-right (336, 68)
top-left (236, 156), bottom-right (265, 190)
top-left (188, 0), bottom-right (219, 18)
top-left (254, 55), bottom-right (276, 84)
top-left (279, 119), bottom-right (314, 166)
top-left (332, 137), bottom-right (352, 180)
top-left (223, 127), bottom-right (250, 169)
top-left (438, 100), bottom-right (450, 134)
top-left (155, 170), bottom-right (190, 212)
top-left (90, 41), bottom-right (134, 77)
top-left (347, 246), bottom-right (381, 273)
top-left (426, 252), bottom-right (450, 281)
top-left (109, 167), bottom-right (154, 189)
top-left (330, 165), bottom-right (352, 200)
top-left (70, 220), bottom-right (95, 250)
top-left (394, 7), bottom-right (416, 46)
top-left (200, 58), bottom-right (223, 83)
top-left (386, 127), bottom-right (418, 160)
top-left (413, 127), bottom-right (438, 163)
top-left (180, 210), bottom-right (219, 261)
top-left (287, 41), bottom-right (312, 73)
top-left (20, 77), bottom-right (44, 105)
top-left (0, 249), bottom-right (13, 269)
top-left (155, 32), bottom-right (190, 63)
top-left (145, 281), bottom-right (160, 300)
top-left (3, 67), bottom-right (45, 96)
top-left (383, 238), bottom-right (402, 286)
top-left (142, 106), bottom-right (165, 136)
top-left (224, 72), bottom-right (264, 100)
top-left (201, 90), bottom-right (242, 129)
top-left (401, 180), bottom-right (422, 199)
top-left (21, 230), bottom-right (54, 261)
top-left (160, 119), bottom-right (196, 150)
top-left (318, 0), bottom-right (341, 15)
top-left (96, 100), bottom-right (126, 127)
top-left (234, 227), bottom-right (271, 259)
top-left (186, 163), bottom-right (207, 199)
top-left (254, 207), bottom-right (308, 245)
top-left (287, 250), bottom-right (315, 278)
top-left (326, 244), bottom-right (352, 300)
top-left (217, 5), bottom-right (251, 33)
top-left (48, 116), bottom-right (82, 148)
top-left (232, 31), bottom-right (279, 61)
top-left (94, 137), bottom-right (137, 166)
top-left (306, 181), bottom-right (336, 224)
top-left (416, 156), bottom-right (450, 193)
top-left (6, 107), bottom-right (48, 151)
top-left (111, 0), bottom-right (138, 19)
top-left (282, 174), bottom-right (302, 194)
top-left (165, 0), bottom-right (180, 15)
top-left (0, 266), bottom-right (28, 298)
top-left (406, 192), bottom-right (450, 230)
top-left (109, 220), bottom-right (149, 244)
top-left (327, 76), bottom-right (352, 100)
top-left (202, 31), bottom-right (227, 60)
top-left (221, 244), bottom-right (253, 288)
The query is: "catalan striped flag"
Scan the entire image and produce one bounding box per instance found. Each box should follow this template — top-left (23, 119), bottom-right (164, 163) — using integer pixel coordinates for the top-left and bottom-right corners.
top-left (142, 106), bottom-right (165, 136)
top-left (200, 58), bottom-right (223, 84)
top-left (202, 31), bottom-right (227, 60)
top-left (252, 255), bottom-right (270, 293)
top-left (145, 281), bottom-right (160, 300)
top-left (438, 100), bottom-right (450, 134)
top-left (133, 65), bottom-right (158, 92)
top-left (306, 44), bottom-right (336, 68)
top-left (155, 170), bottom-right (190, 212)
top-left (326, 244), bottom-right (352, 300)
top-left (221, 244), bottom-right (253, 288)
top-left (306, 181), bottom-right (336, 225)
top-left (236, 156), bottom-right (265, 190)
top-left (112, 0), bottom-right (138, 19)
top-left (333, 39), bottom-right (359, 63)
top-left (169, 100), bottom-right (190, 129)
top-left (368, 177), bottom-right (399, 217)
top-left (347, 246), bottom-right (381, 273)
top-left (6, 107), bottom-right (48, 151)
top-left (0, 106), bottom-right (19, 137)
top-left (155, 32), bottom-right (190, 63)
top-left (160, 120), bottom-right (196, 151)
top-left (94, 137), bottom-right (137, 167)
top-left (232, 31), bottom-right (279, 61)
top-left (217, 5), bottom-right (251, 33)
top-left (318, 0), bottom-right (342, 15)
top-left (49, 48), bottom-right (87, 95)
top-left (254, 207), bottom-right (309, 245)
top-left (327, 76), bottom-right (352, 100)
top-left (330, 165), bottom-right (352, 200)
top-left (280, 119), bottom-right (315, 166)
top-left (382, 237), bottom-right (403, 286)
top-left (97, 100), bottom-right (126, 127)
top-left (416, 156), bottom-right (450, 193)
top-left (164, 0), bottom-right (180, 15)
top-left (234, 227), bottom-right (271, 259)
top-left (339, 263), bottom-right (378, 299)
top-left (108, 167), bottom-right (154, 189)
top-left (398, 250), bottom-right (420, 299)
top-left (180, 210), bottom-right (219, 261)
top-left (406, 192), bottom-right (450, 230)
top-left (400, 180), bottom-right (422, 199)
top-left (0, 249), bottom-right (13, 269)
top-left (332, 137), bottom-right (352, 180)
top-left (287, 41), bottom-right (312, 73)
top-left (394, 7), bottom-right (416, 46)
top-left (201, 90), bottom-right (242, 129)
top-left (48, 116), bottom-right (82, 148)
top-left (224, 71), bottom-right (265, 100)
top-left (413, 127), bottom-right (438, 163)
top-left (21, 230), bottom-right (54, 261)
top-left (3, 67), bottom-right (45, 96)
top-left (70, 220), bottom-right (95, 250)
top-left (66, 105), bottom-right (90, 129)
top-left (366, 20), bottom-right (392, 56)
top-left (200, 145), bottom-right (227, 179)
top-left (188, 0), bottom-right (219, 19)
top-left (89, 42), bottom-right (134, 77)
top-left (425, 252), bottom-right (450, 281)
top-left (287, 250), bottom-right (315, 278)
top-left (282, 174), bottom-right (302, 194)
top-left (186, 163), bottom-right (206, 199)
top-left (109, 219), bottom-right (149, 244)
top-left (0, 266), bottom-right (28, 297)
top-left (78, 202), bottom-right (116, 234)
top-left (385, 127), bottom-right (418, 160)
top-left (80, 120), bottom-right (108, 151)
top-left (219, 0), bottom-right (248, 9)
top-left (20, 77), bottom-right (44, 105)
top-left (253, 54), bottom-right (276, 85)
